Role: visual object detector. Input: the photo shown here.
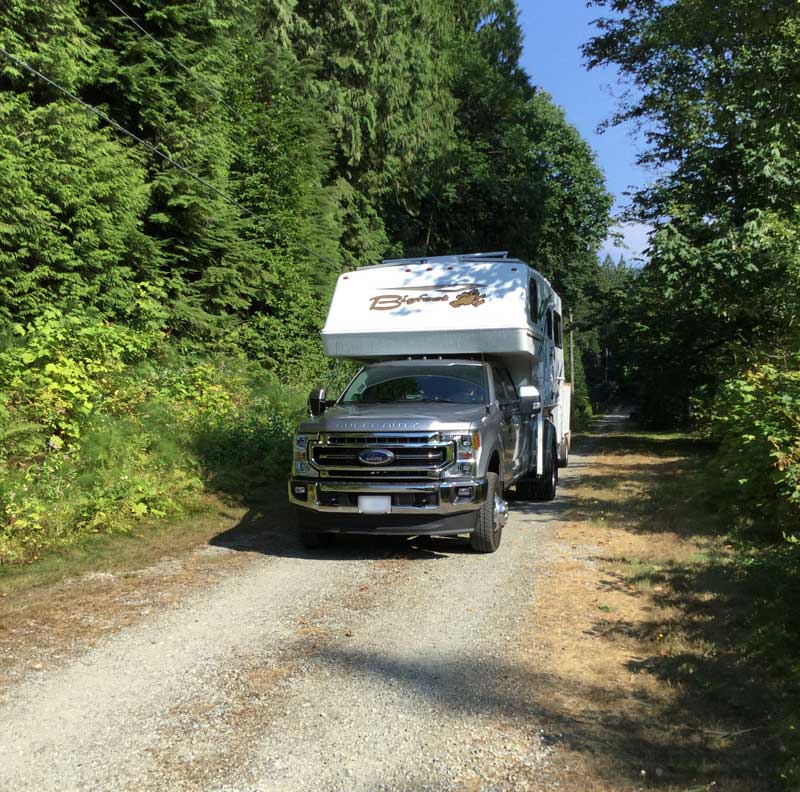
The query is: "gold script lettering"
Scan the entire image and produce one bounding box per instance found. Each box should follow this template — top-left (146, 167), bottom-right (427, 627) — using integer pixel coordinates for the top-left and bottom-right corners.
top-left (369, 294), bottom-right (449, 311)
top-left (369, 295), bottom-right (403, 311)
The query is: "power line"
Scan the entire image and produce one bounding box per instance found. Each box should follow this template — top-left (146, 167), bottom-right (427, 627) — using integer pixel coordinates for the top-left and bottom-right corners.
top-left (0, 46), bottom-right (337, 268)
top-left (103, 0), bottom-right (340, 270)
top-left (104, 0), bottom-right (237, 118)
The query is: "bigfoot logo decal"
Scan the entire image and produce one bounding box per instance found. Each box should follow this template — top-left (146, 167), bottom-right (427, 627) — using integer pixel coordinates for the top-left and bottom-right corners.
top-left (368, 283), bottom-right (487, 311)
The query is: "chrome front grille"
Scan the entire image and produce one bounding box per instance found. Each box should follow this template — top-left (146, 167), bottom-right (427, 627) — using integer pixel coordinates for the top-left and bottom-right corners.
top-left (326, 435), bottom-right (432, 446)
top-left (309, 432), bottom-right (454, 477)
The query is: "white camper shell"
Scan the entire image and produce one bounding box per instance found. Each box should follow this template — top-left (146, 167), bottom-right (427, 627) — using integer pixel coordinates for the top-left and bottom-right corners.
top-left (322, 251), bottom-right (571, 464)
top-left (324, 252), bottom-right (552, 360)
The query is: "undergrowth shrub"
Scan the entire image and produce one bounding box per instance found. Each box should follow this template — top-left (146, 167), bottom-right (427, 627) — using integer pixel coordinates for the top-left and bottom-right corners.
top-left (0, 310), bottom-right (160, 442)
top-left (0, 315), bottom-right (307, 564)
top-left (149, 358), bottom-right (306, 493)
top-left (710, 356), bottom-right (800, 538)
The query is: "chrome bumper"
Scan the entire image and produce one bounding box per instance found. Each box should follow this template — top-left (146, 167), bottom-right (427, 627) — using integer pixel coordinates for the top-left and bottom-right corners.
top-left (287, 478), bottom-right (488, 514)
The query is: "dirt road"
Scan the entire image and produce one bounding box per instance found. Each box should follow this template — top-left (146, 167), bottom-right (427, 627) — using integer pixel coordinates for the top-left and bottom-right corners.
top-left (6, 418), bottom-right (763, 792)
top-left (0, 437), bottom-right (585, 791)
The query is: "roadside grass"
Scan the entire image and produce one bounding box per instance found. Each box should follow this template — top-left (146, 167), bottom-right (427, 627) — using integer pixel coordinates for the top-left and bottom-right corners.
top-left (574, 426), bottom-right (800, 789)
top-left (0, 493), bottom-right (250, 598)
top-left (0, 344), bottom-right (304, 566)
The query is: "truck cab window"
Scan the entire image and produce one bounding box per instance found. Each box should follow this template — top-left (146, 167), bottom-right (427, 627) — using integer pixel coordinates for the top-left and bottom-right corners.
top-left (529, 280), bottom-right (538, 323)
top-left (491, 367), bottom-right (514, 405)
top-left (553, 311), bottom-right (563, 349)
top-left (500, 368), bottom-right (517, 399)
top-left (340, 364), bottom-right (487, 405)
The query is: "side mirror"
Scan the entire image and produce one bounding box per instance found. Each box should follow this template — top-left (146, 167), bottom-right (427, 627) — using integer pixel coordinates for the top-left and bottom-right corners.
top-left (308, 387), bottom-right (328, 417)
top-left (519, 385), bottom-right (541, 416)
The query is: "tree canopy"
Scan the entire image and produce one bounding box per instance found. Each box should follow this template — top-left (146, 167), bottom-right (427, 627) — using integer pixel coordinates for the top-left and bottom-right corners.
top-left (586, 0), bottom-right (800, 421)
top-left (1, 0), bottom-right (611, 379)
top-left (586, 0), bottom-right (800, 532)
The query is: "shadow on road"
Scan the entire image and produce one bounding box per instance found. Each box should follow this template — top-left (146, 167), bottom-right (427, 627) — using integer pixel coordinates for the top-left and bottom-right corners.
top-left (209, 495), bottom-right (484, 562)
top-left (310, 644), bottom-right (751, 790)
top-left (209, 490), bottom-right (569, 562)
top-left (209, 469), bottom-right (576, 563)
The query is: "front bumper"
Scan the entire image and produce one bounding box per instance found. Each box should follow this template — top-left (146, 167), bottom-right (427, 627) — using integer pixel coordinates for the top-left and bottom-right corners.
top-left (287, 477), bottom-right (488, 515)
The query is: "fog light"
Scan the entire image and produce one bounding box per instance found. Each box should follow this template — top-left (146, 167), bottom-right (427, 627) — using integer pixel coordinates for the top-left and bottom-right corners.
top-left (456, 486), bottom-right (473, 498)
top-left (292, 483), bottom-right (308, 501)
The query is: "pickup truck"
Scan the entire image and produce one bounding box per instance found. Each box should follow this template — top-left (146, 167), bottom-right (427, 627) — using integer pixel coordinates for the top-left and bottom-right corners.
top-left (288, 252), bottom-right (570, 553)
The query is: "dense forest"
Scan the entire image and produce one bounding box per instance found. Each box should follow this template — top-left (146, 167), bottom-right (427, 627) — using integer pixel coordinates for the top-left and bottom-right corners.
top-left (0, 0), bottom-right (613, 562)
top-left (1, 0), bottom-right (797, 567)
top-left (587, 0), bottom-right (800, 537)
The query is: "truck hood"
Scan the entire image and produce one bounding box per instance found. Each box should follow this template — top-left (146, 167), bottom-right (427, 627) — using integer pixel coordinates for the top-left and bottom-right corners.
top-left (298, 402), bottom-right (487, 434)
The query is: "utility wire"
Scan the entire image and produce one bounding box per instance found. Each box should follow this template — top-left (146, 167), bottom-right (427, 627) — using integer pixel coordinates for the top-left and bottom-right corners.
top-left (0, 46), bottom-right (337, 268)
top-left (104, 0), bottom-right (237, 118)
top-left (104, 0), bottom-right (341, 270)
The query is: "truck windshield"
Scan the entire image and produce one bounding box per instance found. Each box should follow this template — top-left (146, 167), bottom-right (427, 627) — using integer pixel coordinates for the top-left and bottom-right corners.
top-left (340, 365), bottom-right (487, 405)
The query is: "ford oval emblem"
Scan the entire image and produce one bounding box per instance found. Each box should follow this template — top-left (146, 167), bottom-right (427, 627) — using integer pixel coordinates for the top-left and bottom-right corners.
top-left (358, 448), bottom-right (396, 466)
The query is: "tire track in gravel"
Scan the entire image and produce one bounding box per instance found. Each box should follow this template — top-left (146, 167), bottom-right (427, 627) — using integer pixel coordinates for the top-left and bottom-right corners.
top-left (0, 553), bottom-right (387, 790)
top-left (0, 456), bottom-right (583, 792)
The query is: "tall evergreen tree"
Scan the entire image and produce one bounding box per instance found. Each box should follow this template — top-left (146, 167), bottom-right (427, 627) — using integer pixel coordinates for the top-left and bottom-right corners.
top-left (586, 0), bottom-right (800, 420)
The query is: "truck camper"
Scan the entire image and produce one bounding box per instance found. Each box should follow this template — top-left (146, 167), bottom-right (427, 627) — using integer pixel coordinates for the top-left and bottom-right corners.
top-left (288, 251), bottom-right (571, 553)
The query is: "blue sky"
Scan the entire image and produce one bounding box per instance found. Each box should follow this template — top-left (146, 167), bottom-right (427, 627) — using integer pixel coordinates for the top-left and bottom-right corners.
top-left (517, 1), bottom-right (652, 263)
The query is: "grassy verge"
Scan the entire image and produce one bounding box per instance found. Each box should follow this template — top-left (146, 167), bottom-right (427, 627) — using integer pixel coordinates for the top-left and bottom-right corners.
top-left (582, 424), bottom-right (800, 789)
top-left (530, 422), bottom-right (799, 791)
top-left (0, 493), bottom-right (253, 598)
top-left (0, 330), bottom-right (307, 565)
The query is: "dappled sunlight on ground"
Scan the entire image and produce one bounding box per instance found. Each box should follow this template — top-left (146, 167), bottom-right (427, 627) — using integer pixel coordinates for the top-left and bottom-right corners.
top-left (522, 417), bottom-right (780, 791)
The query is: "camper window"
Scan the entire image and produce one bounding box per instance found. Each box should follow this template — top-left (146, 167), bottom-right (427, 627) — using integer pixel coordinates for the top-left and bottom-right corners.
top-left (529, 280), bottom-right (538, 322)
top-left (554, 311), bottom-right (563, 349)
top-left (546, 309), bottom-right (553, 340)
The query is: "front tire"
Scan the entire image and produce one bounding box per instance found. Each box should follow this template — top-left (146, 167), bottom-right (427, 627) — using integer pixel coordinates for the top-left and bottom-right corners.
top-left (470, 472), bottom-right (505, 553)
top-left (533, 438), bottom-right (557, 501)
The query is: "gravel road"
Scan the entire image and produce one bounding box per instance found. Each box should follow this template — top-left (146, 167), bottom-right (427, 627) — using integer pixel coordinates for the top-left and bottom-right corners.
top-left (0, 451), bottom-right (585, 791)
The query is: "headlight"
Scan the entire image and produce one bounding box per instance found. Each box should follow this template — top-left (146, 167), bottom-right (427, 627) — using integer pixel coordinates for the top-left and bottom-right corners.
top-left (293, 434), bottom-right (318, 475)
top-left (442, 431), bottom-right (480, 459)
top-left (441, 432), bottom-right (480, 477)
top-left (294, 434), bottom-right (316, 458)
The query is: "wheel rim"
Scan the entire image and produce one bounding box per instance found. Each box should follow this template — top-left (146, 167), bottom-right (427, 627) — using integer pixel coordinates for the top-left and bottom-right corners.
top-left (494, 492), bottom-right (509, 534)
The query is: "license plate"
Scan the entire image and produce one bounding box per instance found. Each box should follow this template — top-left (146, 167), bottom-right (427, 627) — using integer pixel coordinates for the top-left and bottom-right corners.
top-left (358, 495), bottom-right (392, 514)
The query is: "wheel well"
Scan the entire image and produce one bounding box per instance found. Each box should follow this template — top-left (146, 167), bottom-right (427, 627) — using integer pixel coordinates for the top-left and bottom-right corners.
top-left (546, 419), bottom-right (557, 448)
top-left (488, 451), bottom-right (501, 475)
